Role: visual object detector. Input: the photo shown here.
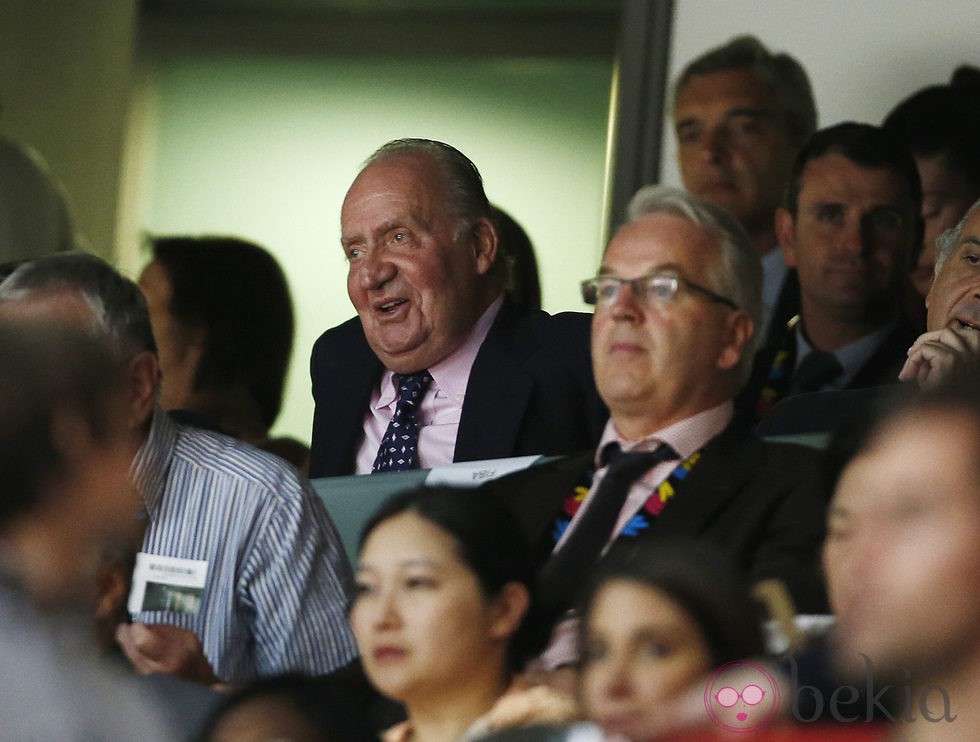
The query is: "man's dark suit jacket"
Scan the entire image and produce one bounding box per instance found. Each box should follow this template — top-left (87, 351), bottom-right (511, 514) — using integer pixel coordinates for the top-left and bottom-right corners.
top-left (756, 385), bottom-right (902, 438)
top-left (309, 301), bottom-right (608, 478)
top-left (480, 420), bottom-right (830, 615)
top-left (737, 320), bottom-right (919, 422)
top-left (761, 268), bottom-right (801, 351)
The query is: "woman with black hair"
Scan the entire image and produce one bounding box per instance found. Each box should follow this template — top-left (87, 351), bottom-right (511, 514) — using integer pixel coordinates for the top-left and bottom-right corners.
top-left (577, 543), bottom-right (766, 741)
top-left (350, 486), bottom-right (576, 742)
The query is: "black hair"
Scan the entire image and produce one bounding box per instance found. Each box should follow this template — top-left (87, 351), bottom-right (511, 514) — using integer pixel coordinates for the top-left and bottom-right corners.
top-left (883, 66), bottom-right (980, 192)
top-left (578, 542), bottom-right (766, 669)
top-left (358, 486), bottom-right (550, 672)
top-left (149, 236), bottom-right (294, 431)
top-left (784, 122), bottom-right (924, 254)
top-left (194, 671), bottom-right (379, 742)
top-left (492, 205), bottom-right (541, 312)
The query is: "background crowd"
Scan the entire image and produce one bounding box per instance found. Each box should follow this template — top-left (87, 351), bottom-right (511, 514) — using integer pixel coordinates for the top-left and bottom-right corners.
top-left (2, 27), bottom-right (980, 742)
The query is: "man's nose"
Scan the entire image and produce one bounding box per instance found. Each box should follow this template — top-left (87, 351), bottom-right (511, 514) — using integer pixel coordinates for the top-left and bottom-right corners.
top-left (839, 216), bottom-right (867, 256)
top-left (356, 249), bottom-right (397, 290)
top-left (608, 280), bottom-right (644, 320)
top-left (701, 126), bottom-right (729, 163)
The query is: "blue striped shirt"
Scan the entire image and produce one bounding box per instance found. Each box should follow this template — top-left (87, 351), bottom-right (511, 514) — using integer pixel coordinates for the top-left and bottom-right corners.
top-left (131, 408), bottom-right (358, 682)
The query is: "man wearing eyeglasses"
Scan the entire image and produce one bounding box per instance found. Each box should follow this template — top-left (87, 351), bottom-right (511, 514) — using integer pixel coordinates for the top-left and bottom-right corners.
top-left (484, 186), bottom-right (829, 632)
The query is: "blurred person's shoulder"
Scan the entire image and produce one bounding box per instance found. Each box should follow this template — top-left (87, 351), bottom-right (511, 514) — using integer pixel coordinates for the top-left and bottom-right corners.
top-left (0, 582), bottom-right (173, 741)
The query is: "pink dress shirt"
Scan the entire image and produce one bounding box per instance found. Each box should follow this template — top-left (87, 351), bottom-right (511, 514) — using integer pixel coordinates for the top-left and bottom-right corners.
top-left (554, 400), bottom-right (734, 551)
top-left (354, 296), bottom-right (504, 474)
top-left (538, 401), bottom-right (734, 671)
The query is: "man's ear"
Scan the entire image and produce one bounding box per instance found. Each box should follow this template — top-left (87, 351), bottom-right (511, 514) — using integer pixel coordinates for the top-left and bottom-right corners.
top-left (95, 564), bottom-right (130, 623)
top-left (776, 208), bottom-right (798, 267)
top-left (487, 581), bottom-right (530, 642)
top-left (126, 351), bottom-right (159, 429)
top-left (716, 309), bottom-right (755, 372)
top-left (471, 216), bottom-right (500, 276)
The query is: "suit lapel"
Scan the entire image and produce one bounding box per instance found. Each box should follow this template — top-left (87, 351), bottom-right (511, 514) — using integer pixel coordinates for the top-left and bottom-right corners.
top-left (454, 301), bottom-right (535, 462)
top-left (321, 322), bottom-right (383, 475)
top-left (846, 322), bottom-right (919, 390)
top-left (651, 423), bottom-right (763, 538)
top-left (761, 268), bottom-right (800, 350)
top-left (485, 451), bottom-right (593, 563)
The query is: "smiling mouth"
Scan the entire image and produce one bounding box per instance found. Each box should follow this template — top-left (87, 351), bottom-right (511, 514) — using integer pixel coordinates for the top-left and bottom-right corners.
top-left (957, 318), bottom-right (980, 331)
top-left (377, 299), bottom-right (408, 314)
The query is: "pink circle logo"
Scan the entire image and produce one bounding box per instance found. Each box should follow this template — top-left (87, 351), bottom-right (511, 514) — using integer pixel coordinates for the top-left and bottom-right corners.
top-left (704, 660), bottom-right (781, 733)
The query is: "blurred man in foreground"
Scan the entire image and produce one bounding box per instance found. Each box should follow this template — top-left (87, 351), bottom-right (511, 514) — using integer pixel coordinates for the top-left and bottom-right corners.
top-left (0, 320), bottom-right (170, 738)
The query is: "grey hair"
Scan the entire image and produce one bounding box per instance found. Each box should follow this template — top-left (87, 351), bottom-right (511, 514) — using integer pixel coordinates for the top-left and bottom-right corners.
top-left (935, 196), bottom-right (980, 274)
top-left (362, 138), bottom-right (504, 285)
top-left (625, 185), bottom-right (763, 389)
top-left (364, 138), bottom-right (492, 239)
top-left (674, 35), bottom-right (817, 143)
top-left (0, 252), bottom-right (156, 358)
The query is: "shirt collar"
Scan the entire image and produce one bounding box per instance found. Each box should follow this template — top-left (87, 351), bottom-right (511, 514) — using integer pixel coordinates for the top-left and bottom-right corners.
top-left (595, 401), bottom-right (734, 469)
top-left (131, 406), bottom-right (178, 522)
top-left (795, 320), bottom-right (897, 388)
top-left (761, 249), bottom-right (789, 310)
top-left (374, 294), bottom-right (504, 407)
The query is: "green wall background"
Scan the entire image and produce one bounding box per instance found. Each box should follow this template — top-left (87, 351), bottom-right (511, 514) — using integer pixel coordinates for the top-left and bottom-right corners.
top-left (143, 54), bottom-right (613, 444)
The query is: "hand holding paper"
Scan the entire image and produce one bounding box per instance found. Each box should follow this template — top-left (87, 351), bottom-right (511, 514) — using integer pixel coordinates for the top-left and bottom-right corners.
top-left (116, 622), bottom-right (219, 685)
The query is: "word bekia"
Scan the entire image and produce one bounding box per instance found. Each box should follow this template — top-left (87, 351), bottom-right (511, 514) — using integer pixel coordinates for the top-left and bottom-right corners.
top-left (789, 654), bottom-right (955, 724)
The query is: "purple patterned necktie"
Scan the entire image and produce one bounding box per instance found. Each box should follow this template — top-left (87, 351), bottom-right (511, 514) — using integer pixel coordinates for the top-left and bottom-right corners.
top-left (372, 371), bottom-right (433, 473)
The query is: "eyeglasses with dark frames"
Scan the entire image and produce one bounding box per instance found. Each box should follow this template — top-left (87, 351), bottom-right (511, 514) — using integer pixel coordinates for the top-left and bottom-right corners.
top-left (580, 272), bottom-right (739, 310)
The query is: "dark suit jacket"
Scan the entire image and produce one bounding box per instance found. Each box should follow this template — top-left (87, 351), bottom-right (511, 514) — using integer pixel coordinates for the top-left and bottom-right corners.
top-left (756, 385), bottom-right (904, 438)
top-left (481, 420), bottom-right (830, 614)
top-left (761, 268), bottom-right (801, 351)
top-left (737, 320), bottom-right (919, 422)
top-left (308, 301), bottom-right (608, 478)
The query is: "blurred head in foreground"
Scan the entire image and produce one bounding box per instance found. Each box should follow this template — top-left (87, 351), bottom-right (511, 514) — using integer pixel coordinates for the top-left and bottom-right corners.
top-left (0, 319), bottom-right (136, 606)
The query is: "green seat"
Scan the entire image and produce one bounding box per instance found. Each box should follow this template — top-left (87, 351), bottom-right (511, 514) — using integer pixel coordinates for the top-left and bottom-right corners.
top-left (311, 455), bottom-right (547, 564)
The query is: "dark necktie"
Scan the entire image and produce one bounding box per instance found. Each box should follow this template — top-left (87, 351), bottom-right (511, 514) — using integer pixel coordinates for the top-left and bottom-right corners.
top-left (538, 442), bottom-right (677, 612)
top-left (789, 350), bottom-right (843, 396)
top-left (372, 371), bottom-right (432, 473)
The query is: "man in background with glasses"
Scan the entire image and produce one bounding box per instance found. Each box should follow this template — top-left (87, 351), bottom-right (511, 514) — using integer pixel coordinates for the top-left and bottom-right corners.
top-left (485, 187), bottom-right (830, 673)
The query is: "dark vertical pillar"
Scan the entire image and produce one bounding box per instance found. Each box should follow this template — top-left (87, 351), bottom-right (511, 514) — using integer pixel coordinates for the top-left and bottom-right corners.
top-left (605, 0), bottom-right (674, 237)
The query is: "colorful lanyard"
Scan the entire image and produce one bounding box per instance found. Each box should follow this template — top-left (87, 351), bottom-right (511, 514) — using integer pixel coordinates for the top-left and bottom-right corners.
top-left (753, 314), bottom-right (801, 420)
top-left (551, 449), bottom-right (704, 545)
